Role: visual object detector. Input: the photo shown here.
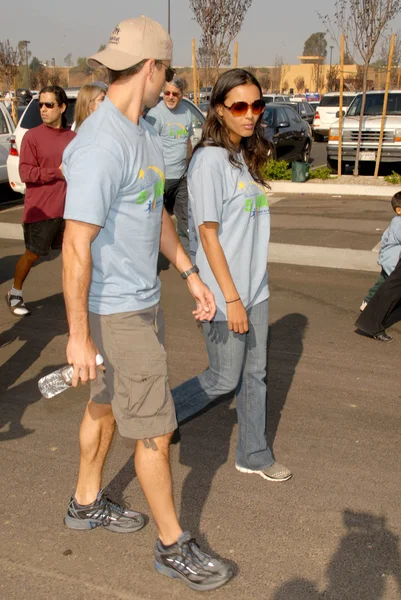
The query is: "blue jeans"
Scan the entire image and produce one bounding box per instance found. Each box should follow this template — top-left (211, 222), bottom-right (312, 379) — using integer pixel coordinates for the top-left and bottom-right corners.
top-left (172, 299), bottom-right (274, 470)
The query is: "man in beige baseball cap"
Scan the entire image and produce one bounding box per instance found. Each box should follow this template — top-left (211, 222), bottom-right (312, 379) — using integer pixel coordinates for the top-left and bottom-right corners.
top-left (61, 15), bottom-right (233, 593)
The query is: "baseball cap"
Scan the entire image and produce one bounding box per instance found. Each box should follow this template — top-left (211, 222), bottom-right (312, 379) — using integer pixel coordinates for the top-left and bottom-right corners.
top-left (88, 16), bottom-right (172, 71)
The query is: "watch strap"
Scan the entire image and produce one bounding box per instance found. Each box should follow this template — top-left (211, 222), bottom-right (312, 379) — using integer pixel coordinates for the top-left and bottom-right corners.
top-left (180, 265), bottom-right (199, 279)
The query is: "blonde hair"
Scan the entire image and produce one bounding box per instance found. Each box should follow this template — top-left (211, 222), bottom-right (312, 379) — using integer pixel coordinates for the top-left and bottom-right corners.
top-left (74, 85), bottom-right (105, 130)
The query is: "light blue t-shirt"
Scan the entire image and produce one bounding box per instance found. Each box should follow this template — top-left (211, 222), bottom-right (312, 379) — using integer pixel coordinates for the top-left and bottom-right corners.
top-left (188, 146), bottom-right (270, 321)
top-left (146, 100), bottom-right (193, 180)
top-left (63, 97), bottom-right (165, 315)
top-left (378, 214), bottom-right (401, 275)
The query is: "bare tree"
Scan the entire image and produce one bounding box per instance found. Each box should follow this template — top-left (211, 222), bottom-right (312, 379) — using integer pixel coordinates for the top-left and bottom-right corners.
top-left (64, 53), bottom-right (73, 67)
top-left (197, 45), bottom-right (214, 87)
top-left (0, 40), bottom-right (19, 88)
top-left (258, 72), bottom-right (271, 92)
top-left (326, 65), bottom-right (340, 91)
top-left (190, 0), bottom-right (253, 78)
top-left (312, 61), bottom-right (325, 92)
top-left (48, 68), bottom-right (62, 86)
top-left (294, 75), bottom-right (305, 92)
top-left (321, 0), bottom-right (401, 175)
top-left (271, 55), bottom-right (285, 92)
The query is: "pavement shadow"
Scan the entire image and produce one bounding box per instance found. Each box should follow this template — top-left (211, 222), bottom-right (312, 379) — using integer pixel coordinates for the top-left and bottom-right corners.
top-left (267, 313), bottom-right (308, 449)
top-left (0, 293), bottom-right (67, 441)
top-left (0, 251), bottom-right (60, 285)
top-left (272, 509), bottom-right (401, 600)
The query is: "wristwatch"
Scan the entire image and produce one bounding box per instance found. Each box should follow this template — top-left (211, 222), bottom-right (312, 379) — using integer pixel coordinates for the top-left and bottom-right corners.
top-left (180, 265), bottom-right (199, 279)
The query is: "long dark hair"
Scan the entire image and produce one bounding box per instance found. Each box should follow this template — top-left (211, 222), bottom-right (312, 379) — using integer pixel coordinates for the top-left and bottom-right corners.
top-left (193, 69), bottom-right (269, 184)
top-left (40, 85), bottom-right (68, 128)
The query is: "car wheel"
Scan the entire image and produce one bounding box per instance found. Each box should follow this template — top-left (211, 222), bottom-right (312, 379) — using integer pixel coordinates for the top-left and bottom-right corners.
top-left (302, 141), bottom-right (311, 163)
top-left (327, 157), bottom-right (338, 174)
top-left (313, 131), bottom-right (324, 142)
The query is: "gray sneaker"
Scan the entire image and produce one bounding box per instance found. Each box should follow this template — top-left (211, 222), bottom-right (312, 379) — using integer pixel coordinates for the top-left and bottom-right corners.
top-left (154, 531), bottom-right (234, 591)
top-left (236, 462), bottom-right (292, 482)
top-left (64, 489), bottom-right (146, 533)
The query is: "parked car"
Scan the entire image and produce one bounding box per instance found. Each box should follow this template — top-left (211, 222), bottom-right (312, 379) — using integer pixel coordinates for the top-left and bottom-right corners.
top-left (327, 90), bottom-right (401, 172)
top-left (277, 101), bottom-right (315, 125)
top-left (0, 102), bottom-right (15, 185)
top-left (198, 101), bottom-right (210, 116)
top-left (313, 92), bottom-right (355, 141)
top-left (16, 88), bottom-right (33, 106)
top-left (262, 103), bottom-right (312, 163)
top-left (7, 91), bottom-right (205, 194)
top-left (308, 101), bottom-right (320, 112)
top-left (200, 86), bottom-right (213, 101)
top-left (263, 93), bottom-right (288, 104)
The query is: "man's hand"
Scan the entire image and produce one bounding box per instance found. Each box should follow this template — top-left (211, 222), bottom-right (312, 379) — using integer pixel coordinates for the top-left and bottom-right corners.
top-left (59, 163), bottom-right (64, 178)
top-left (66, 335), bottom-right (100, 387)
top-left (186, 274), bottom-right (216, 321)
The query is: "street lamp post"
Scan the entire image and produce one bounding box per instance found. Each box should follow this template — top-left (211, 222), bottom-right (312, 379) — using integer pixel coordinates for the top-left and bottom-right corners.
top-left (330, 45), bottom-right (334, 68)
top-left (22, 40), bottom-right (30, 89)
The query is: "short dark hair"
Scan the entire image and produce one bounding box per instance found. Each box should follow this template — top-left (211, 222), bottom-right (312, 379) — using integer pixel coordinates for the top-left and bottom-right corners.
top-left (39, 85), bottom-right (68, 127)
top-left (391, 191), bottom-right (401, 210)
top-left (107, 60), bottom-right (148, 84)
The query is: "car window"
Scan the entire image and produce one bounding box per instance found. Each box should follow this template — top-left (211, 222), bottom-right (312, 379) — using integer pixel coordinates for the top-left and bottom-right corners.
top-left (277, 107), bottom-right (289, 124)
top-left (0, 107), bottom-right (10, 134)
top-left (304, 103), bottom-right (314, 115)
top-left (182, 99), bottom-right (204, 129)
top-left (263, 107), bottom-right (274, 126)
top-left (20, 98), bottom-right (76, 130)
top-left (263, 96), bottom-right (273, 104)
top-left (319, 95), bottom-right (354, 107)
top-left (299, 104), bottom-right (307, 115)
top-left (285, 107), bottom-right (301, 124)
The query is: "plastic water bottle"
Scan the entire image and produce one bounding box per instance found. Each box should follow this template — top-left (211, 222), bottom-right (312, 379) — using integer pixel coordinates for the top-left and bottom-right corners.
top-left (38, 354), bottom-right (104, 399)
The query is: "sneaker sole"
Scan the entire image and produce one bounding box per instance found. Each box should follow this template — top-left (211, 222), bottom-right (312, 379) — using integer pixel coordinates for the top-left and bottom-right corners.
top-left (154, 560), bottom-right (233, 591)
top-left (235, 464), bottom-right (292, 482)
top-left (64, 515), bottom-right (145, 533)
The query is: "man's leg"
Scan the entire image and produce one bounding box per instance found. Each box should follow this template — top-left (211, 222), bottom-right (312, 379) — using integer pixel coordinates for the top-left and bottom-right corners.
top-left (13, 249), bottom-right (40, 290)
top-left (355, 258), bottom-right (401, 337)
top-left (134, 432), bottom-right (181, 545)
top-left (74, 400), bottom-right (116, 505)
top-left (173, 177), bottom-right (190, 255)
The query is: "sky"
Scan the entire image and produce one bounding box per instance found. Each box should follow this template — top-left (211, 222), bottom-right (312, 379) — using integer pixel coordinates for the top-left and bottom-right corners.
top-left (2, 0), bottom-right (401, 68)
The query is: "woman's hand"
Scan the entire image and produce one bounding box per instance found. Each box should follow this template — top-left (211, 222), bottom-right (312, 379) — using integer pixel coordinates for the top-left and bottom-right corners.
top-left (227, 300), bottom-right (248, 334)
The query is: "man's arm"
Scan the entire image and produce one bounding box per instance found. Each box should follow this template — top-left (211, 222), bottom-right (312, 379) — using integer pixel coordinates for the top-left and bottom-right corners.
top-left (19, 135), bottom-right (64, 184)
top-left (62, 220), bottom-right (101, 386)
top-left (159, 208), bottom-right (216, 320)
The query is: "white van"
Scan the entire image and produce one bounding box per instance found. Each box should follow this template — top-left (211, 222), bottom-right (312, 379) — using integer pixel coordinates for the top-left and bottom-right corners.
top-left (313, 92), bottom-right (355, 141)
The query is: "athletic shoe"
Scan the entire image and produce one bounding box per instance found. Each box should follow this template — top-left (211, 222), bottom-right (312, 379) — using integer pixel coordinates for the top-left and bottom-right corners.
top-left (154, 531), bottom-right (233, 591)
top-left (5, 291), bottom-right (31, 316)
top-left (359, 300), bottom-right (368, 311)
top-left (64, 489), bottom-right (146, 533)
top-left (236, 462), bottom-right (292, 482)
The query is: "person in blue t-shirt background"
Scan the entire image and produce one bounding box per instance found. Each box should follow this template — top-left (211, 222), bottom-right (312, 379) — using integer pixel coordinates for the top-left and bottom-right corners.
top-left (146, 77), bottom-right (193, 253)
top-left (359, 192), bottom-right (401, 311)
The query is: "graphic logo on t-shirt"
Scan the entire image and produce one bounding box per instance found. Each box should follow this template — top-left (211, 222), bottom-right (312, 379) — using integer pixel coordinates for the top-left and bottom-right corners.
top-left (136, 166), bottom-right (165, 213)
top-left (239, 180), bottom-right (269, 218)
top-left (167, 122), bottom-right (189, 139)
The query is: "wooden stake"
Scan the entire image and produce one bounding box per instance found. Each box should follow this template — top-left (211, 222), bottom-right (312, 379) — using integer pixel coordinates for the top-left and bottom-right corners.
top-left (192, 39), bottom-right (198, 105)
top-left (374, 34), bottom-right (395, 178)
top-left (12, 75), bottom-right (18, 126)
top-left (234, 42), bottom-right (238, 69)
top-left (338, 34), bottom-right (345, 177)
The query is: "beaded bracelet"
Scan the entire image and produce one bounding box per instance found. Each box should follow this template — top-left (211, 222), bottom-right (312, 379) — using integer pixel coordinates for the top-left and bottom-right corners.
top-left (226, 298), bottom-right (241, 304)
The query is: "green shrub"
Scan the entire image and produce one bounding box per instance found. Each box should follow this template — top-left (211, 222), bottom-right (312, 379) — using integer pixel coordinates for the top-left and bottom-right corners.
top-left (309, 166), bottom-right (334, 180)
top-left (262, 160), bottom-right (292, 180)
top-left (384, 171), bottom-right (401, 184)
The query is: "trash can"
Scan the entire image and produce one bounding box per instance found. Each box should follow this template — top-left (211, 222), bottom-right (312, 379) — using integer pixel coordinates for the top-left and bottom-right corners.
top-left (292, 161), bottom-right (310, 182)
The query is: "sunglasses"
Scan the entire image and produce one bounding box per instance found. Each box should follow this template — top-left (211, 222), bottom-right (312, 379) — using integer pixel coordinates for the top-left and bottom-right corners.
top-left (223, 99), bottom-right (265, 117)
top-left (39, 102), bottom-right (56, 109)
top-left (156, 61), bottom-right (175, 83)
top-left (164, 90), bottom-right (180, 97)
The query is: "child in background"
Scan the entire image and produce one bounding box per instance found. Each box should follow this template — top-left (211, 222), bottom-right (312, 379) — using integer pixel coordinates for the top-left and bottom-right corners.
top-left (360, 192), bottom-right (401, 311)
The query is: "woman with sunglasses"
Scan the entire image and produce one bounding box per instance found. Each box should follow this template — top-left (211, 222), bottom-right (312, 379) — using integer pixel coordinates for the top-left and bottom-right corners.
top-left (173, 69), bottom-right (292, 483)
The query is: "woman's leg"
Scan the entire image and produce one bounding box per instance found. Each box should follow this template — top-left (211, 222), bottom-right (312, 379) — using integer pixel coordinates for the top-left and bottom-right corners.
top-left (172, 319), bottom-right (246, 423)
top-left (235, 300), bottom-right (275, 470)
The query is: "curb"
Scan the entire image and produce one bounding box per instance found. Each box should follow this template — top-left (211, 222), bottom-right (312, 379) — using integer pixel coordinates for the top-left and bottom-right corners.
top-left (269, 243), bottom-right (379, 272)
top-left (268, 181), bottom-right (395, 197)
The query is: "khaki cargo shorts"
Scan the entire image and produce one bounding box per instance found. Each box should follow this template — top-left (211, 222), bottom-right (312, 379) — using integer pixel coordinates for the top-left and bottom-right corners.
top-left (89, 304), bottom-right (177, 440)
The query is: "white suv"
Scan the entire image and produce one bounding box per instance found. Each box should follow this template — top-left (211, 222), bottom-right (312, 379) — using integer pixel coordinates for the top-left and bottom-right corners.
top-left (327, 90), bottom-right (401, 172)
top-left (313, 92), bottom-right (355, 142)
top-left (7, 91), bottom-right (205, 194)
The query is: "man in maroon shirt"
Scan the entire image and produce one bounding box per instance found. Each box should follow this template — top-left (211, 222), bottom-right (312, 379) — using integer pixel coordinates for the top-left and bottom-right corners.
top-left (6, 86), bottom-right (75, 316)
